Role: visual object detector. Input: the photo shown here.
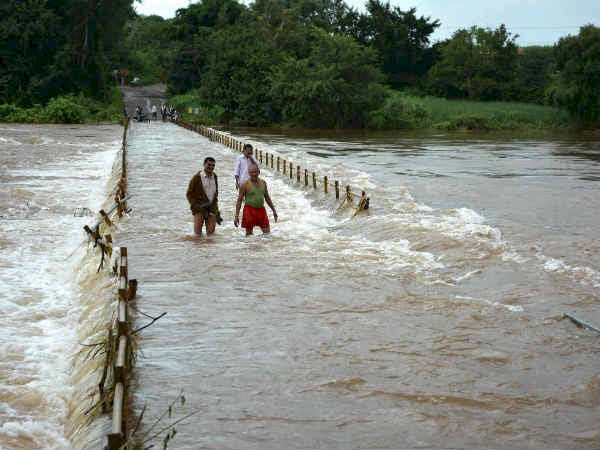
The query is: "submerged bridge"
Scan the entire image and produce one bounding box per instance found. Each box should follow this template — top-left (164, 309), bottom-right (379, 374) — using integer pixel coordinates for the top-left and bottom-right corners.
top-left (89, 108), bottom-right (382, 449)
top-left (77, 87), bottom-right (599, 450)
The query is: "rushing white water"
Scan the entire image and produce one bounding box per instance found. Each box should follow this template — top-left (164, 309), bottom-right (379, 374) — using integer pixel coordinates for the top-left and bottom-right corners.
top-left (1, 120), bottom-right (598, 449)
top-left (0, 124), bottom-right (120, 450)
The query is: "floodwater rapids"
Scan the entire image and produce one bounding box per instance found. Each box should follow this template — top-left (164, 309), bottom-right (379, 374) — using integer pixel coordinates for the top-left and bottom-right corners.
top-left (0, 119), bottom-right (598, 449)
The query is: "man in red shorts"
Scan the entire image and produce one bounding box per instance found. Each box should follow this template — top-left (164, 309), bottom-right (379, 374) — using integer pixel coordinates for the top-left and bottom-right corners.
top-left (234, 164), bottom-right (277, 235)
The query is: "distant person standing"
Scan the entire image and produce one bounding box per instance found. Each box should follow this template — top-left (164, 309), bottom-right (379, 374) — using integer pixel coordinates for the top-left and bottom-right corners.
top-left (151, 104), bottom-right (157, 120)
top-left (186, 157), bottom-right (220, 236)
top-left (234, 164), bottom-right (277, 236)
top-left (234, 144), bottom-right (258, 190)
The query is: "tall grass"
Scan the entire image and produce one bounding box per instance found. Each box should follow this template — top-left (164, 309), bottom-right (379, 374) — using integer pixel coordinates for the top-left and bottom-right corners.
top-left (370, 90), bottom-right (573, 130)
top-left (420, 95), bottom-right (572, 129)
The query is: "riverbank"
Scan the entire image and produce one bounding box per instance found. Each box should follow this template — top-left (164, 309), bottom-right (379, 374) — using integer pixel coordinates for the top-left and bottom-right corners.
top-left (404, 94), bottom-right (574, 130)
top-left (172, 89), bottom-right (578, 131)
top-left (0, 87), bottom-right (124, 124)
top-left (0, 84), bottom-right (580, 132)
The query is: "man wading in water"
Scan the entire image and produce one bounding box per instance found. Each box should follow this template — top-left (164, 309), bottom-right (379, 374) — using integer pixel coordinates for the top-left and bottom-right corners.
top-left (234, 164), bottom-right (277, 235)
top-left (234, 143), bottom-right (258, 190)
top-left (186, 157), bottom-right (221, 236)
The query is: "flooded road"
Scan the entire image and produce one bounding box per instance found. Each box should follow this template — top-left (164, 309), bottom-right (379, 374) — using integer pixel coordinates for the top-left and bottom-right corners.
top-left (1, 118), bottom-right (598, 449)
top-left (119, 122), bottom-right (599, 449)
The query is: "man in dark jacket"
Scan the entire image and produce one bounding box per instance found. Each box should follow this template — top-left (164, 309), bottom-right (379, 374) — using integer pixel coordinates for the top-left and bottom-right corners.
top-left (186, 157), bottom-right (219, 236)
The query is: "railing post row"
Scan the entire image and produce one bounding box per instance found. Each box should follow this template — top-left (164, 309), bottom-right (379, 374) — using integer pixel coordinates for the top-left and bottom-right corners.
top-left (174, 123), bottom-right (369, 213)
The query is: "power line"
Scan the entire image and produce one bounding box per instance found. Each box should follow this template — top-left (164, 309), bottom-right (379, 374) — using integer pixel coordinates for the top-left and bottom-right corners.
top-left (438, 26), bottom-right (583, 30)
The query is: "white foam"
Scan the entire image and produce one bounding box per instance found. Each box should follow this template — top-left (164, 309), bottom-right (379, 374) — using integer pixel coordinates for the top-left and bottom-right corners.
top-left (455, 295), bottom-right (524, 313)
top-left (539, 253), bottom-right (600, 288)
top-left (452, 269), bottom-right (482, 283)
top-left (0, 140), bottom-right (118, 449)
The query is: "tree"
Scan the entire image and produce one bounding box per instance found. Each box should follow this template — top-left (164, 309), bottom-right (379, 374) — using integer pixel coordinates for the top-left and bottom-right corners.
top-left (197, 22), bottom-right (283, 124)
top-left (119, 15), bottom-right (180, 85)
top-left (425, 25), bottom-right (519, 100)
top-left (0, 0), bottom-right (64, 104)
top-left (352, 0), bottom-right (439, 87)
top-left (550, 25), bottom-right (600, 123)
top-left (0, 0), bottom-right (135, 105)
top-left (269, 28), bottom-right (386, 127)
top-left (512, 46), bottom-right (555, 104)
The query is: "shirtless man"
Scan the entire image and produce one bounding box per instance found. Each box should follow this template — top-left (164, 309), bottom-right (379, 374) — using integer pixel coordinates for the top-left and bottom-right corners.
top-left (234, 164), bottom-right (277, 235)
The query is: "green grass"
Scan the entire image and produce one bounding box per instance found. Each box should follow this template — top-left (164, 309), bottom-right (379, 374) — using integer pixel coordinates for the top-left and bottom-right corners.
top-left (419, 95), bottom-right (571, 129)
top-left (368, 90), bottom-right (573, 131)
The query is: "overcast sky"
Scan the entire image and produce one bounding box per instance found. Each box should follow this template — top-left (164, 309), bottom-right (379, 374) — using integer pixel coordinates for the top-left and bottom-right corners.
top-left (134, 0), bottom-right (600, 46)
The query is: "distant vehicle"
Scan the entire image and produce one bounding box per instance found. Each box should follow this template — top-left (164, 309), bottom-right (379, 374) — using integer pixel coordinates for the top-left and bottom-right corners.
top-left (131, 77), bottom-right (140, 85)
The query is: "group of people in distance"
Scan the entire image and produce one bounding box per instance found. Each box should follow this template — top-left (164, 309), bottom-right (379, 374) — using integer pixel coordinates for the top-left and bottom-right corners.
top-left (186, 144), bottom-right (277, 237)
top-left (124, 104), bottom-right (179, 122)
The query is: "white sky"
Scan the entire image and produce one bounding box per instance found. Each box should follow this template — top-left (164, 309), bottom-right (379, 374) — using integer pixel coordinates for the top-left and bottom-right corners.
top-left (134, 0), bottom-right (600, 46)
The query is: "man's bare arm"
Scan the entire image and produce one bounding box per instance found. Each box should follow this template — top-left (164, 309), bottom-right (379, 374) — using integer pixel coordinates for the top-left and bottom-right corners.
top-left (264, 182), bottom-right (277, 222)
top-left (234, 184), bottom-right (246, 226)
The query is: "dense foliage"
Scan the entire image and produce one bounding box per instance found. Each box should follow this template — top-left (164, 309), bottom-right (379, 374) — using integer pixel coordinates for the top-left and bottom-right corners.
top-left (0, 89), bottom-right (124, 123)
top-left (0, 0), bottom-right (136, 106)
top-left (161, 0), bottom-right (440, 127)
top-left (424, 25), bottom-right (519, 101)
top-left (157, 0), bottom-right (595, 127)
top-left (1, 0), bottom-right (598, 127)
top-left (352, 0), bottom-right (439, 87)
top-left (117, 15), bottom-right (180, 85)
top-left (549, 25), bottom-right (600, 123)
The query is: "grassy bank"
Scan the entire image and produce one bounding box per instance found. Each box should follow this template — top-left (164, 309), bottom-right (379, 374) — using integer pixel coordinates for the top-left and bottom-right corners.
top-left (0, 87), bottom-right (124, 124)
top-left (369, 91), bottom-right (573, 130)
top-left (423, 96), bottom-right (572, 130)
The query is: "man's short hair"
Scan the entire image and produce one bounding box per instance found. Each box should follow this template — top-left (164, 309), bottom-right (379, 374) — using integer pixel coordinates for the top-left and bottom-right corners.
top-left (204, 156), bottom-right (215, 164)
top-left (243, 144), bottom-right (253, 151)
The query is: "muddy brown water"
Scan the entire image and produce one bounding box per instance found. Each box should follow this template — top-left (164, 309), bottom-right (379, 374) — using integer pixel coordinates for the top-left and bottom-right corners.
top-left (0, 118), bottom-right (598, 449)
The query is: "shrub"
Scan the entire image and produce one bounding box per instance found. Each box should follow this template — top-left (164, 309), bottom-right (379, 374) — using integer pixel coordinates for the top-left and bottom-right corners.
top-left (369, 92), bottom-right (430, 129)
top-left (0, 103), bottom-right (47, 123)
top-left (0, 104), bottom-right (21, 121)
top-left (44, 95), bottom-right (87, 123)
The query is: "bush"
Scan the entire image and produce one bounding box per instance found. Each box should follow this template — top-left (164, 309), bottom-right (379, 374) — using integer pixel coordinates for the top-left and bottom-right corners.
top-left (0, 103), bottom-right (47, 123)
top-left (0, 104), bottom-right (22, 121)
top-left (44, 95), bottom-right (87, 123)
top-left (369, 92), bottom-right (430, 129)
top-left (437, 114), bottom-right (494, 130)
top-left (0, 90), bottom-right (125, 124)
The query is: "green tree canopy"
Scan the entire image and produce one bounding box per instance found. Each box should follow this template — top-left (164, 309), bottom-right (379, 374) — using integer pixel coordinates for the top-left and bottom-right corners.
top-left (270, 27), bottom-right (386, 127)
top-left (353, 0), bottom-right (440, 87)
top-left (425, 25), bottom-right (519, 101)
top-left (549, 25), bottom-right (600, 123)
top-left (512, 46), bottom-right (555, 104)
top-left (0, 0), bottom-right (136, 105)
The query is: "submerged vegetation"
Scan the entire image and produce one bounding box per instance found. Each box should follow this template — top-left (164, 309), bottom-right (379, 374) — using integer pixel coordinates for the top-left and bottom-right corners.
top-left (0, 0), bottom-right (598, 129)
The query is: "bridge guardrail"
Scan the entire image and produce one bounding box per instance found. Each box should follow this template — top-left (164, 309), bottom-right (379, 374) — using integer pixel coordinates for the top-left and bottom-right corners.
top-left (178, 120), bottom-right (369, 215)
